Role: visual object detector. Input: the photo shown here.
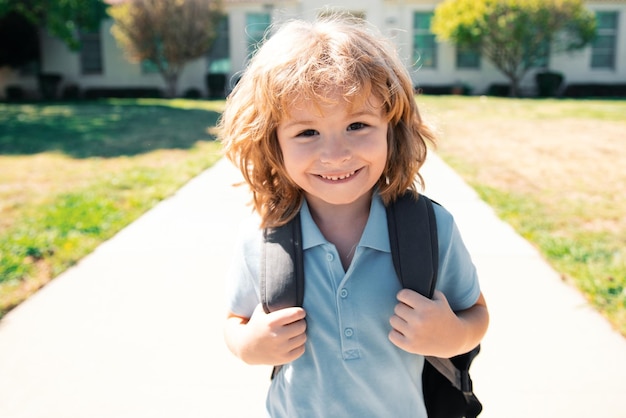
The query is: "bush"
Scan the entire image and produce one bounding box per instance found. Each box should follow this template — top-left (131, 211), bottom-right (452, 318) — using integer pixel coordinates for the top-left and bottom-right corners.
top-left (183, 88), bottom-right (202, 99)
top-left (415, 84), bottom-right (471, 95)
top-left (535, 71), bottom-right (564, 97)
top-left (38, 73), bottom-right (63, 100)
top-left (5, 85), bottom-right (25, 101)
top-left (486, 84), bottom-right (511, 97)
top-left (61, 84), bottom-right (81, 100)
top-left (83, 87), bottom-right (164, 99)
top-left (206, 73), bottom-right (227, 98)
top-left (562, 84), bottom-right (626, 98)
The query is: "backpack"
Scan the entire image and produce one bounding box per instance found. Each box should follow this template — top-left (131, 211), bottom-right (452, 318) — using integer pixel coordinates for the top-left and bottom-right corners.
top-left (260, 192), bottom-right (482, 418)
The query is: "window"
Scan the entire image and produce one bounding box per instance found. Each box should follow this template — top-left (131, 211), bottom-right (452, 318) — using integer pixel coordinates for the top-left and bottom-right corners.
top-left (591, 11), bottom-right (618, 69)
top-left (413, 12), bottom-right (436, 68)
top-left (79, 30), bottom-right (102, 74)
top-left (246, 13), bottom-right (271, 56)
top-left (456, 46), bottom-right (480, 69)
top-left (208, 16), bottom-right (230, 74)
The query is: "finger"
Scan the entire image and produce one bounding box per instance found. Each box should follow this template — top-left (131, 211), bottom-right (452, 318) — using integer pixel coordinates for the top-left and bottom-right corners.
top-left (389, 314), bottom-right (408, 335)
top-left (396, 288), bottom-right (428, 308)
top-left (283, 339), bottom-right (307, 363)
top-left (283, 316), bottom-right (307, 339)
top-left (393, 300), bottom-right (416, 322)
top-left (277, 327), bottom-right (307, 363)
top-left (272, 307), bottom-right (307, 325)
top-left (287, 328), bottom-right (307, 350)
top-left (388, 328), bottom-right (409, 351)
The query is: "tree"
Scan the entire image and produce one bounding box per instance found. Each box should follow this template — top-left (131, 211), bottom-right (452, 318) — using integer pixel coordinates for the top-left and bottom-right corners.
top-left (432, 0), bottom-right (596, 97)
top-left (0, 0), bottom-right (107, 52)
top-left (0, 11), bottom-right (39, 69)
top-left (108, 0), bottom-right (223, 98)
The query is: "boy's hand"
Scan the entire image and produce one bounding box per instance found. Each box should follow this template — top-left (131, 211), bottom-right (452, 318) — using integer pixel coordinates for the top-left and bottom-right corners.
top-left (388, 289), bottom-right (465, 358)
top-left (229, 304), bottom-right (307, 366)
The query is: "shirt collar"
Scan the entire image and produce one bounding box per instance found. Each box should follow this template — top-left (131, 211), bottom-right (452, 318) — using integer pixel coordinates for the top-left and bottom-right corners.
top-left (300, 200), bottom-right (328, 250)
top-left (300, 193), bottom-right (390, 253)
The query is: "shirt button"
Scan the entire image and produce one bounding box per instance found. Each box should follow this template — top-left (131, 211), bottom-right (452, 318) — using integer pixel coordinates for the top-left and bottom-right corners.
top-left (340, 289), bottom-right (348, 298)
top-left (344, 328), bottom-right (354, 337)
top-left (326, 253), bottom-right (334, 261)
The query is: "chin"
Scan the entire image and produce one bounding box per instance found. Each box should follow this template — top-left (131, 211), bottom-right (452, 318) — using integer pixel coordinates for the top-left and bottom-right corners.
top-left (307, 188), bottom-right (374, 207)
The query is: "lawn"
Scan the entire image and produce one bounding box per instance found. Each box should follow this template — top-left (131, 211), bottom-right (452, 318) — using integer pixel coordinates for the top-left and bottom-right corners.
top-left (0, 99), bottom-right (224, 317)
top-left (417, 96), bottom-right (626, 336)
top-left (1, 97), bottom-right (624, 338)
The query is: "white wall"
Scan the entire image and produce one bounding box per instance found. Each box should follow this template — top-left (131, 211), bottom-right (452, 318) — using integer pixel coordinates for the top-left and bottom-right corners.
top-left (37, 20), bottom-right (207, 97)
top-left (552, 3), bottom-right (626, 85)
top-left (3, 0), bottom-right (625, 99)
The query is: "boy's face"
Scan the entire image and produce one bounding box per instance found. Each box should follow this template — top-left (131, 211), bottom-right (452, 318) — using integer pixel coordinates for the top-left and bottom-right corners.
top-left (276, 93), bottom-right (388, 211)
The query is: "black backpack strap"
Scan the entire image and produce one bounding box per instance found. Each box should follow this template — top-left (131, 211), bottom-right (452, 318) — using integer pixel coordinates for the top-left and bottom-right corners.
top-left (260, 213), bottom-right (304, 313)
top-left (388, 192), bottom-right (482, 417)
top-left (386, 192), bottom-right (438, 298)
top-left (260, 213), bottom-right (305, 380)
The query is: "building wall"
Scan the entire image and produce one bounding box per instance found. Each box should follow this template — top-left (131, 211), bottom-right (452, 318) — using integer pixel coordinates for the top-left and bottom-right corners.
top-left (2, 0), bottom-right (625, 99)
top-left (386, 0), bottom-right (626, 94)
top-left (225, 0), bottom-right (515, 94)
top-left (551, 2), bottom-right (626, 84)
top-left (38, 20), bottom-right (207, 95)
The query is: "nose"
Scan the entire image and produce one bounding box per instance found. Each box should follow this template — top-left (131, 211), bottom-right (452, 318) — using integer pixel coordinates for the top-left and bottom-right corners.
top-left (319, 133), bottom-right (351, 165)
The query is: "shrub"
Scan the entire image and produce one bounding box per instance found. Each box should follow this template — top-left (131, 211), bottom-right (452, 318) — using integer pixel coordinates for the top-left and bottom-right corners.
top-left (83, 87), bottom-right (164, 99)
top-left (183, 88), bottom-right (202, 99)
top-left (38, 73), bottom-right (63, 100)
top-left (535, 71), bottom-right (564, 97)
top-left (415, 84), bottom-right (472, 95)
top-left (206, 73), bottom-right (227, 98)
top-left (486, 84), bottom-right (511, 97)
top-left (562, 84), bottom-right (626, 98)
top-left (61, 84), bottom-right (81, 100)
top-left (5, 85), bottom-right (25, 101)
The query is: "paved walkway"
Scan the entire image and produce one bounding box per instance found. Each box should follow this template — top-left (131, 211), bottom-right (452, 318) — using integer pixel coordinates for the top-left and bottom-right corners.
top-left (0, 154), bottom-right (625, 418)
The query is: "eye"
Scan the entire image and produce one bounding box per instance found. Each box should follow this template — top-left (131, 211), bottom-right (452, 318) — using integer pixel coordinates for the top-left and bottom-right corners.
top-left (347, 122), bottom-right (367, 131)
top-left (297, 129), bottom-right (318, 137)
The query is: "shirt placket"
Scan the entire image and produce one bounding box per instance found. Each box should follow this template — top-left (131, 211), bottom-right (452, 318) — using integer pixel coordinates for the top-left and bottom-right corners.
top-left (324, 244), bottom-right (361, 361)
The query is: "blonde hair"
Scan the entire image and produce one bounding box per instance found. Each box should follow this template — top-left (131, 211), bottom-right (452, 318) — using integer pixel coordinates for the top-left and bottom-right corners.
top-left (219, 15), bottom-right (435, 227)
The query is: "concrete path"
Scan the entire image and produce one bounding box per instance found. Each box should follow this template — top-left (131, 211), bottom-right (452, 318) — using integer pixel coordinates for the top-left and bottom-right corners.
top-left (0, 155), bottom-right (625, 418)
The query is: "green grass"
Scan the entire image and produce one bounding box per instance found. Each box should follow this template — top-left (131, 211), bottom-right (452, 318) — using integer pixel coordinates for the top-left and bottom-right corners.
top-left (0, 99), bottom-right (223, 157)
top-left (0, 99), bottom-right (224, 317)
top-left (473, 185), bottom-right (624, 325)
top-left (2, 97), bottom-right (625, 337)
top-left (418, 96), bottom-right (626, 336)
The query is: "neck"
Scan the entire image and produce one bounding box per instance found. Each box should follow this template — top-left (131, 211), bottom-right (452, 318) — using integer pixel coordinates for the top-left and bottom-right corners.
top-left (305, 192), bottom-right (373, 270)
top-left (306, 191), bottom-right (373, 230)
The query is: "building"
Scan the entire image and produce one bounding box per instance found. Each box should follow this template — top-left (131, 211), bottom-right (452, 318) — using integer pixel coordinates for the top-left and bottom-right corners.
top-left (2, 0), bottom-right (625, 99)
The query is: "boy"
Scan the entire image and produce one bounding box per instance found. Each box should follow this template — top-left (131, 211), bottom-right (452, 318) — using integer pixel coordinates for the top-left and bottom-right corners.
top-left (220, 16), bottom-right (489, 417)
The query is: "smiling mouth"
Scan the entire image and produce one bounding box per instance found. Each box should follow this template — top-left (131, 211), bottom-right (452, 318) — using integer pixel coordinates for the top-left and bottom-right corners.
top-left (318, 169), bottom-right (359, 181)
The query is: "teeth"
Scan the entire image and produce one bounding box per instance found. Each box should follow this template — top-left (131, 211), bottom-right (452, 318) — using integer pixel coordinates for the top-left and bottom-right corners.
top-left (320, 170), bottom-right (357, 181)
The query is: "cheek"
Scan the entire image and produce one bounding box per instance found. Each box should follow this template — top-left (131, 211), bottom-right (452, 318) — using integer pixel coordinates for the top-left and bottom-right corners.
top-left (277, 141), bottom-right (303, 181)
top-left (373, 130), bottom-right (390, 170)
top-left (375, 148), bottom-right (389, 177)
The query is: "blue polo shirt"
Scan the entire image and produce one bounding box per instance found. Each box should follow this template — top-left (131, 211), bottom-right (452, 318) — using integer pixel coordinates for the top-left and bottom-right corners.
top-left (227, 193), bottom-right (480, 418)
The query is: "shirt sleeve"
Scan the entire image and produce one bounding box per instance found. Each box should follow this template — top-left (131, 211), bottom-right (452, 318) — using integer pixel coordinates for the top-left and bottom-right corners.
top-left (433, 204), bottom-right (481, 312)
top-left (225, 215), bottom-right (262, 318)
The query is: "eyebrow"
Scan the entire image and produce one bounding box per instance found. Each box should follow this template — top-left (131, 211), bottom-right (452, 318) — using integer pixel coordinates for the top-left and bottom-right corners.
top-left (280, 119), bottom-right (315, 130)
top-left (280, 109), bottom-right (381, 130)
